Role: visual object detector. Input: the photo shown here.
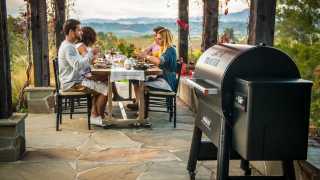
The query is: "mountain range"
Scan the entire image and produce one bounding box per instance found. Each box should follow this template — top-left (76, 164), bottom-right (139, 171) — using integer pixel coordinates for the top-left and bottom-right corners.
top-left (81, 9), bottom-right (249, 37)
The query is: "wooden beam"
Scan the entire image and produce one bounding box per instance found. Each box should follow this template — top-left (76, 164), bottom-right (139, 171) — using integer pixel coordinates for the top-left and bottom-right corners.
top-left (0, 0), bottom-right (12, 118)
top-left (178, 0), bottom-right (189, 63)
top-left (30, 0), bottom-right (50, 87)
top-left (248, 0), bottom-right (277, 46)
top-left (201, 0), bottom-right (219, 51)
top-left (54, 0), bottom-right (65, 53)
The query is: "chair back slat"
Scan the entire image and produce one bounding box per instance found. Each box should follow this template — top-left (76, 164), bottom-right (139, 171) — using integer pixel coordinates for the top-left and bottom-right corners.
top-left (174, 61), bottom-right (183, 93)
top-left (52, 58), bottom-right (60, 92)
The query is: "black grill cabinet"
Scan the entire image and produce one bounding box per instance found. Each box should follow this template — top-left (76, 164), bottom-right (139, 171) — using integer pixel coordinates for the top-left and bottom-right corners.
top-left (186, 44), bottom-right (313, 180)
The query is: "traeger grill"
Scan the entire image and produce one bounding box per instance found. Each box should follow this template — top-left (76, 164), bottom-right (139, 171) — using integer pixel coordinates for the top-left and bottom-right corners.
top-left (185, 44), bottom-right (313, 180)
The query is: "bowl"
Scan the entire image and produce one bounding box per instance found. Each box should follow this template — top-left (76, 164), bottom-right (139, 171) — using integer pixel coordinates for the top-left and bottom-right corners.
top-left (133, 64), bottom-right (149, 70)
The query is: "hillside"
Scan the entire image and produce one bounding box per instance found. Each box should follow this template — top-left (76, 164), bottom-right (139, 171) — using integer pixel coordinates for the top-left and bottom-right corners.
top-left (81, 9), bottom-right (249, 37)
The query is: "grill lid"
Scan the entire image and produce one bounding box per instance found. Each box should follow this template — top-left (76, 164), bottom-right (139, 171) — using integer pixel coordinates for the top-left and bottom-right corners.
top-left (193, 43), bottom-right (300, 119)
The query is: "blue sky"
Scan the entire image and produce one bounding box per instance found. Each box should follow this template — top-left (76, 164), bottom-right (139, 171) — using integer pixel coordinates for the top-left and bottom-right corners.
top-left (7, 0), bottom-right (249, 20)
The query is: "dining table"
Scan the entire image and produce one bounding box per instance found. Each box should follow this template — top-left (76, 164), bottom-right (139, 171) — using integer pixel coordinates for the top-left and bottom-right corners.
top-left (91, 63), bottom-right (162, 127)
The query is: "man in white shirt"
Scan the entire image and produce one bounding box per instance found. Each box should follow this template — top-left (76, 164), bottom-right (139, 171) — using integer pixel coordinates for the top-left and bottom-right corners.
top-left (58, 19), bottom-right (107, 126)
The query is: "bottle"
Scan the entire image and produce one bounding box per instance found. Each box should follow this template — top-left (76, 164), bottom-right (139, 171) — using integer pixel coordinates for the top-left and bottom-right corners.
top-left (124, 58), bottom-right (131, 70)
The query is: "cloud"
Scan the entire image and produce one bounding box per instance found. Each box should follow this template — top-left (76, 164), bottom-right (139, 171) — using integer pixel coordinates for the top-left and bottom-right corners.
top-left (6, 0), bottom-right (249, 19)
top-left (71, 0), bottom-right (248, 20)
top-left (6, 0), bottom-right (25, 16)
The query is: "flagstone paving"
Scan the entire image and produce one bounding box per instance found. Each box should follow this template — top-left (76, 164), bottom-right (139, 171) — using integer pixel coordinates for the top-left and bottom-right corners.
top-left (1, 82), bottom-right (320, 179)
top-left (0, 97), bottom-right (247, 180)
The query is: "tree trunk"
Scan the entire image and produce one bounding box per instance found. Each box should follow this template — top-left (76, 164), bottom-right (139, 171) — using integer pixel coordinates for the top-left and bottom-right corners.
top-left (30, 0), bottom-right (50, 87)
top-left (55, 0), bottom-right (65, 53)
top-left (201, 0), bottom-right (219, 51)
top-left (248, 0), bottom-right (277, 46)
top-left (178, 0), bottom-right (189, 63)
top-left (0, 0), bottom-right (12, 118)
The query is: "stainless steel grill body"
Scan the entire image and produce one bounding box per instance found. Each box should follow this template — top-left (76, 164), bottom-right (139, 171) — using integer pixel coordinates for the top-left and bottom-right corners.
top-left (187, 44), bottom-right (313, 180)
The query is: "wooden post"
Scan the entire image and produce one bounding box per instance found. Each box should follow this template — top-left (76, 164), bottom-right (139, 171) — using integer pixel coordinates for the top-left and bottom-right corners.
top-left (201, 0), bottom-right (219, 51)
top-left (54, 0), bottom-right (65, 52)
top-left (0, 0), bottom-right (12, 118)
top-left (248, 0), bottom-right (277, 46)
top-left (30, 0), bottom-right (50, 87)
top-left (178, 0), bottom-right (189, 63)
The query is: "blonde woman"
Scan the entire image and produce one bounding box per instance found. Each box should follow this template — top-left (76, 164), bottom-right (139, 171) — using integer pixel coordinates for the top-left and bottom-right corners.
top-left (127, 28), bottom-right (177, 110)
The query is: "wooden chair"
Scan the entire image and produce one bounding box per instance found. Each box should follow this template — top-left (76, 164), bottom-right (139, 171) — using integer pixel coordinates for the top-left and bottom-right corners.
top-left (144, 62), bottom-right (182, 128)
top-left (53, 59), bottom-right (92, 131)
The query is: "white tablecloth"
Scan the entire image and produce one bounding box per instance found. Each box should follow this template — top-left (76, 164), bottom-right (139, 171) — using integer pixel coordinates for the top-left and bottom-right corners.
top-left (110, 68), bottom-right (145, 81)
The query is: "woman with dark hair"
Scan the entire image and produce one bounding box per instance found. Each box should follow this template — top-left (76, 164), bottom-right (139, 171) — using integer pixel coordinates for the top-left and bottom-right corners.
top-left (75, 26), bottom-right (108, 126)
top-left (76, 26), bottom-right (125, 124)
top-left (77, 27), bottom-right (125, 101)
top-left (77, 26), bottom-right (97, 55)
top-left (76, 26), bottom-right (97, 57)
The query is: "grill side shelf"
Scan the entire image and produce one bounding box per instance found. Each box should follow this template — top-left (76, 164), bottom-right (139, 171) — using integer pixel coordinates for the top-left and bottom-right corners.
top-left (184, 78), bottom-right (218, 96)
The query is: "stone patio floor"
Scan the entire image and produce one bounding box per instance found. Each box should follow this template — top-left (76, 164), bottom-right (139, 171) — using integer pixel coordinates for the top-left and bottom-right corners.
top-left (0, 97), bottom-right (249, 180)
top-left (1, 82), bottom-right (319, 180)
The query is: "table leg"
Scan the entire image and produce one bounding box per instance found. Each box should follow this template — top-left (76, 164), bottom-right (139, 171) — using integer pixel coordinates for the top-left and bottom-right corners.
top-left (107, 77), bottom-right (113, 122)
top-left (138, 81), bottom-right (145, 123)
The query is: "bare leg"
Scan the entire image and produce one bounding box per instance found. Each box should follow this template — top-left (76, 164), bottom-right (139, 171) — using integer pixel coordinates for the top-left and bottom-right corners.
top-left (95, 94), bottom-right (108, 119)
top-left (91, 95), bottom-right (99, 117)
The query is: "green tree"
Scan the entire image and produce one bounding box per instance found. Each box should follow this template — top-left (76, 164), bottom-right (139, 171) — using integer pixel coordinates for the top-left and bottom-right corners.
top-left (7, 16), bottom-right (28, 68)
top-left (277, 0), bottom-right (320, 44)
top-left (117, 40), bottom-right (135, 58)
top-left (276, 1), bottom-right (320, 127)
top-left (276, 39), bottom-right (320, 126)
top-left (7, 16), bottom-right (29, 109)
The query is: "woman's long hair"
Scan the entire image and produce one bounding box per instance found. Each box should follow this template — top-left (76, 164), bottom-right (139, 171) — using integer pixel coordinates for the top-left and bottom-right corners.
top-left (80, 26), bottom-right (96, 46)
top-left (157, 28), bottom-right (173, 55)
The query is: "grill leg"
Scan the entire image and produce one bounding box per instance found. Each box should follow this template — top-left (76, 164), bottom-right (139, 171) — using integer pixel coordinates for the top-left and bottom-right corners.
top-left (240, 159), bottom-right (251, 176)
top-left (187, 126), bottom-right (202, 178)
top-left (282, 160), bottom-right (296, 180)
top-left (216, 118), bottom-right (231, 180)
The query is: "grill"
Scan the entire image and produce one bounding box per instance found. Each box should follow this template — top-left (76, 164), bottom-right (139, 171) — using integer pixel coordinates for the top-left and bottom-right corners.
top-left (186, 44), bottom-right (313, 180)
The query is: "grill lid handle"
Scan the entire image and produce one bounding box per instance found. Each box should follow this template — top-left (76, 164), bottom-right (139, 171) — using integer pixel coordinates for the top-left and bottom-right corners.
top-left (185, 78), bottom-right (218, 96)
